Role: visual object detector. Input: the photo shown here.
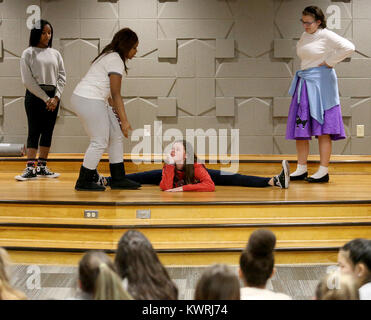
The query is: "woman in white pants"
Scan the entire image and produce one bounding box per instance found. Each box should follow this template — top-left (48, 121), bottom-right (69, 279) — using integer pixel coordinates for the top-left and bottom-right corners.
top-left (70, 28), bottom-right (140, 191)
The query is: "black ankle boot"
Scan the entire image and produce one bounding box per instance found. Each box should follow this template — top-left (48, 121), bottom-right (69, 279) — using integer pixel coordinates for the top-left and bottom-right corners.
top-left (109, 162), bottom-right (141, 190)
top-left (75, 165), bottom-right (106, 191)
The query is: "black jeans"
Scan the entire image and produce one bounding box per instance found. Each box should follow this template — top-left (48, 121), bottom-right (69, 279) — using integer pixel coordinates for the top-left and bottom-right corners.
top-left (24, 86), bottom-right (59, 149)
top-left (126, 169), bottom-right (271, 188)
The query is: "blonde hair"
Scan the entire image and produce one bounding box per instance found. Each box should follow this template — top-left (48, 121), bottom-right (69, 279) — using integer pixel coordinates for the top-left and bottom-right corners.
top-left (94, 263), bottom-right (132, 300)
top-left (0, 248), bottom-right (26, 300)
top-left (316, 272), bottom-right (359, 300)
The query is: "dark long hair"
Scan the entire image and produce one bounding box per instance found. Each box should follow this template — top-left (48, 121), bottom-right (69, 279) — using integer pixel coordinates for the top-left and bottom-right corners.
top-left (302, 6), bottom-right (327, 28)
top-left (240, 229), bottom-right (276, 287)
top-left (341, 239), bottom-right (371, 280)
top-left (195, 264), bottom-right (240, 300)
top-left (92, 27), bottom-right (138, 73)
top-left (29, 19), bottom-right (53, 47)
top-left (174, 140), bottom-right (200, 185)
top-left (114, 230), bottom-right (178, 300)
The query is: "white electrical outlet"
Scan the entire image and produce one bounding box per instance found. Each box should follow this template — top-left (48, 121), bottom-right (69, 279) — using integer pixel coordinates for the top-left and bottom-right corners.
top-left (356, 125), bottom-right (365, 137)
top-left (84, 210), bottom-right (98, 218)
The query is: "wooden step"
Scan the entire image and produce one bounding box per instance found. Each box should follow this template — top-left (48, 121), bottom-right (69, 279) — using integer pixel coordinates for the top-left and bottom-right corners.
top-left (7, 248), bottom-right (340, 266)
top-left (1, 201), bottom-right (371, 224)
top-left (1, 224), bottom-right (369, 252)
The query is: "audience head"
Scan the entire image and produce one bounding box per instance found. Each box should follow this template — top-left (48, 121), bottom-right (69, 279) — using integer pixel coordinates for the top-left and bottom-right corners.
top-left (78, 250), bottom-right (131, 300)
top-left (315, 272), bottom-right (359, 300)
top-left (194, 264), bottom-right (240, 300)
top-left (115, 230), bottom-right (178, 300)
top-left (239, 229), bottom-right (276, 288)
top-left (0, 247), bottom-right (26, 300)
top-left (338, 238), bottom-right (371, 287)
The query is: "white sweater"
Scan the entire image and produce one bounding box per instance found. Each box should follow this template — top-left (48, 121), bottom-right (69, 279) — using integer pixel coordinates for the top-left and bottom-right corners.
top-left (297, 28), bottom-right (355, 70)
top-left (20, 46), bottom-right (66, 102)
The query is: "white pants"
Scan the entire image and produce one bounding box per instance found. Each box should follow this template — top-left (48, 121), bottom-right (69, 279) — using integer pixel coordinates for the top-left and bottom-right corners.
top-left (70, 94), bottom-right (124, 170)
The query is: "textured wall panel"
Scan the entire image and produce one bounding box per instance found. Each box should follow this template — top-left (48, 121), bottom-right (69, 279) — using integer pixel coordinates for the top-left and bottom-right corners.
top-left (338, 79), bottom-right (371, 97)
top-left (216, 59), bottom-right (292, 78)
top-left (351, 137), bottom-right (371, 155)
top-left (122, 79), bottom-right (175, 97)
top-left (0, 78), bottom-right (24, 96)
top-left (336, 59), bottom-right (371, 78)
top-left (81, 19), bottom-right (119, 39)
top-left (0, 57), bottom-right (21, 77)
top-left (274, 39), bottom-right (297, 59)
top-left (158, 39), bottom-right (177, 59)
top-left (196, 40), bottom-right (215, 77)
top-left (60, 39), bottom-right (99, 79)
top-left (157, 97), bottom-right (177, 117)
top-left (216, 39), bottom-right (235, 59)
top-left (353, 20), bottom-right (371, 57)
top-left (119, 0), bottom-right (157, 19)
top-left (3, 98), bottom-right (27, 135)
top-left (217, 78), bottom-right (291, 97)
top-left (159, 0), bottom-right (233, 19)
top-left (197, 78), bottom-right (215, 115)
top-left (127, 58), bottom-right (176, 78)
top-left (176, 40), bottom-right (196, 77)
top-left (273, 97), bottom-right (292, 117)
top-left (235, 98), bottom-right (273, 136)
top-left (216, 97), bottom-right (235, 117)
top-left (80, 0), bottom-right (118, 19)
top-left (158, 20), bottom-right (233, 39)
top-left (350, 98), bottom-right (371, 136)
top-left (176, 78), bottom-right (197, 115)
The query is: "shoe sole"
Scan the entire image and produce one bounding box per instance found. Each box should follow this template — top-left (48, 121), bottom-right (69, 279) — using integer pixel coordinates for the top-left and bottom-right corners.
top-left (37, 174), bottom-right (60, 179)
top-left (15, 176), bottom-right (38, 181)
top-left (282, 160), bottom-right (290, 189)
top-left (75, 188), bottom-right (106, 191)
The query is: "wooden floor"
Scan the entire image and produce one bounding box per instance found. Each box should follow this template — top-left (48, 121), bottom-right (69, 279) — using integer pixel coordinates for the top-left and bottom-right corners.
top-left (1, 154), bottom-right (371, 266)
top-left (0, 172), bottom-right (371, 203)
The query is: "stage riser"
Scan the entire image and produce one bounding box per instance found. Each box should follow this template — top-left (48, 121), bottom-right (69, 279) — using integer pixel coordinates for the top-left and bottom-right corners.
top-left (1, 204), bottom-right (370, 224)
top-left (7, 250), bottom-right (340, 266)
top-left (1, 161), bottom-right (371, 175)
top-left (1, 226), bottom-right (370, 249)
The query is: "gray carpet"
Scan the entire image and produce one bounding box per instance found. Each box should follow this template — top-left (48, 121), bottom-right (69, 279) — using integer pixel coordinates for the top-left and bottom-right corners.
top-left (8, 264), bottom-right (334, 300)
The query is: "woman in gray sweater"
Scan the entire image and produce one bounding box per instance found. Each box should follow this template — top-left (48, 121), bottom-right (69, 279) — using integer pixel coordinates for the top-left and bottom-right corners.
top-left (16, 19), bottom-right (66, 181)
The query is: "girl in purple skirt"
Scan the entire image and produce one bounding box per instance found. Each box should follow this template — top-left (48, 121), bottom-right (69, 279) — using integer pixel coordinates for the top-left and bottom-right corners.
top-left (286, 6), bottom-right (355, 183)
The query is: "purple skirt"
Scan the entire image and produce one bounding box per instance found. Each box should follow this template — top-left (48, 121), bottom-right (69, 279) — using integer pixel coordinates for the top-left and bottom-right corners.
top-left (285, 79), bottom-right (346, 141)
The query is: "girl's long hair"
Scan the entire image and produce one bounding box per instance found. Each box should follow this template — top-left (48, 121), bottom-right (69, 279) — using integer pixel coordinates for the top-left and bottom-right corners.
top-left (29, 19), bottom-right (53, 47)
top-left (92, 27), bottom-right (138, 73)
top-left (174, 140), bottom-right (201, 185)
top-left (115, 230), bottom-right (178, 300)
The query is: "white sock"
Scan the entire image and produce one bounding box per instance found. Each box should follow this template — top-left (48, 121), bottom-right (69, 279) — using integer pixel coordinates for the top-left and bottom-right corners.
top-left (291, 164), bottom-right (307, 177)
top-left (310, 165), bottom-right (328, 179)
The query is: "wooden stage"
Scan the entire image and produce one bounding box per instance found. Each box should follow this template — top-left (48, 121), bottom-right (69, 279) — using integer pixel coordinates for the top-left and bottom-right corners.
top-left (1, 154), bottom-right (371, 266)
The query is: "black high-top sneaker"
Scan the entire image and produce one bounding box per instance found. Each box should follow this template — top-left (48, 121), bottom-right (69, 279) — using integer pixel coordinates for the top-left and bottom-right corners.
top-left (36, 165), bottom-right (60, 178)
top-left (273, 160), bottom-right (290, 189)
top-left (15, 166), bottom-right (38, 181)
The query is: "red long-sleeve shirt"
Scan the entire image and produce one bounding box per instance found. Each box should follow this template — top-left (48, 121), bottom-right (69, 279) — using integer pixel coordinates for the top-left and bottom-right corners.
top-left (159, 163), bottom-right (215, 192)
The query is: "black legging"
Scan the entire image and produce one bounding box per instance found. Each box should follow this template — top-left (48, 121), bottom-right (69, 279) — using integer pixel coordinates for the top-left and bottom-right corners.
top-left (25, 86), bottom-right (59, 149)
top-left (126, 169), bottom-right (271, 188)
